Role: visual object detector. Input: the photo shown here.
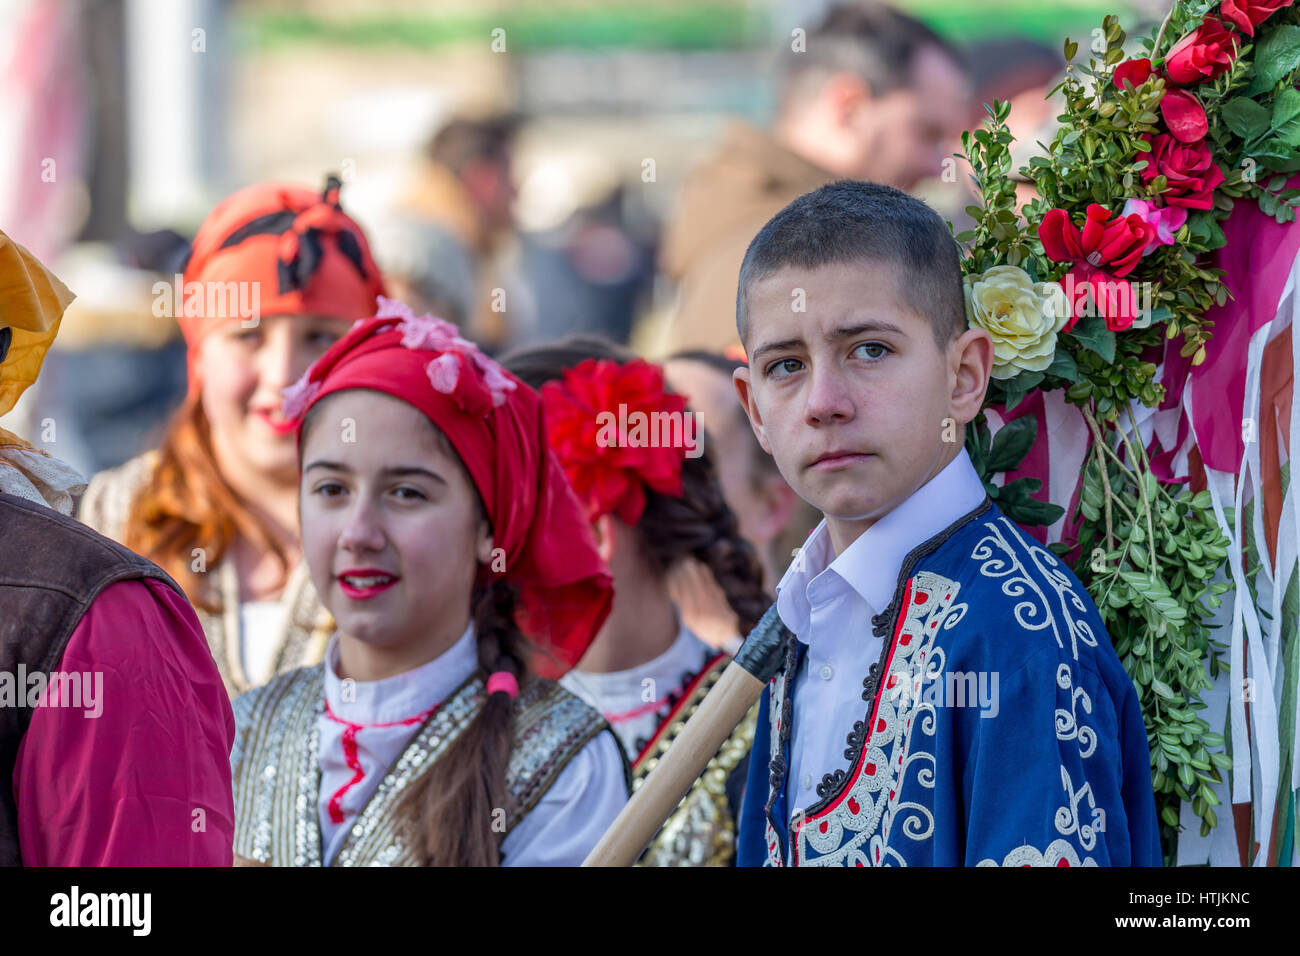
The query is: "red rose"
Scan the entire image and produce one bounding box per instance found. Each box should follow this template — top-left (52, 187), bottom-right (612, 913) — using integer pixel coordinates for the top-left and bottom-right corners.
top-left (1220, 0), bottom-right (1293, 36)
top-left (1164, 17), bottom-right (1240, 86)
top-left (1113, 58), bottom-right (1155, 91)
top-left (1159, 89), bottom-right (1209, 143)
top-left (1140, 133), bottom-right (1225, 209)
top-left (1038, 204), bottom-right (1153, 332)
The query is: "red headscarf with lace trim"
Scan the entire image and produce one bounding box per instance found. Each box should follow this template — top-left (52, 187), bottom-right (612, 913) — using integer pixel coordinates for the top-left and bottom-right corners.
top-left (283, 297), bottom-right (613, 678)
top-left (179, 175), bottom-right (386, 394)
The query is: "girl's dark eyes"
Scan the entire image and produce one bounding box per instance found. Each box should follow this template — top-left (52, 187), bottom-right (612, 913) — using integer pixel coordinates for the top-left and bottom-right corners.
top-left (312, 483), bottom-right (427, 502)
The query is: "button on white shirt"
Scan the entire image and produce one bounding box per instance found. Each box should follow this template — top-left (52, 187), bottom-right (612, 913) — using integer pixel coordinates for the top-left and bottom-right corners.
top-left (318, 624), bottom-right (628, 866)
top-left (775, 447), bottom-right (987, 845)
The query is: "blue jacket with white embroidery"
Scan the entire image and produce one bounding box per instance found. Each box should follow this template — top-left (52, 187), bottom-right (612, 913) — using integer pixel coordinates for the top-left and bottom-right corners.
top-left (736, 496), bottom-right (1162, 867)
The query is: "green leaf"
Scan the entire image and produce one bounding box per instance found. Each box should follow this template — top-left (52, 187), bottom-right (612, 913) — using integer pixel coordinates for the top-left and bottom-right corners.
top-left (986, 415), bottom-right (1038, 472)
top-left (1187, 210), bottom-right (1227, 250)
top-left (1045, 346), bottom-right (1079, 383)
top-left (1271, 88), bottom-right (1300, 148)
top-left (1160, 805), bottom-right (1180, 827)
top-left (1000, 370), bottom-right (1045, 413)
top-left (1252, 137), bottom-right (1299, 164)
top-left (996, 476), bottom-right (1065, 528)
top-left (1151, 678), bottom-right (1176, 699)
top-left (1221, 96), bottom-right (1272, 141)
top-left (1068, 315), bottom-right (1116, 363)
top-left (1247, 25), bottom-right (1300, 97)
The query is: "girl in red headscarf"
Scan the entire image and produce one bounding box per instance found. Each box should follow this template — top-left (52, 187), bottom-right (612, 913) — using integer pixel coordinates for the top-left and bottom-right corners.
top-left (229, 298), bottom-right (628, 866)
top-left (501, 337), bottom-right (770, 866)
top-left (79, 175), bottom-right (386, 697)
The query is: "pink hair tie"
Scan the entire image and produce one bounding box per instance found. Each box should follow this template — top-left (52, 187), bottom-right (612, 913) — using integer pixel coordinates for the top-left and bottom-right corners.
top-left (486, 671), bottom-right (519, 699)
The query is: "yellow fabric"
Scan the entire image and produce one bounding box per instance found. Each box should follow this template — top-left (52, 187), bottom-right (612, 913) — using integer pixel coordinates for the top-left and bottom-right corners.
top-left (0, 229), bottom-right (84, 514)
top-left (1, 229), bottom-right (75, 424)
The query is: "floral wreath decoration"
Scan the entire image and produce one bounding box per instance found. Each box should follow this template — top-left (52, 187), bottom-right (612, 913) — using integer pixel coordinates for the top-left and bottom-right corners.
top-left (955, 0), bottom-right (1300, 863)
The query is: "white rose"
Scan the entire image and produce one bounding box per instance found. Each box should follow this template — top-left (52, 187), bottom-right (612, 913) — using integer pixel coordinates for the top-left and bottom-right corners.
top-left (964, 265), bottom-right (1071, 380)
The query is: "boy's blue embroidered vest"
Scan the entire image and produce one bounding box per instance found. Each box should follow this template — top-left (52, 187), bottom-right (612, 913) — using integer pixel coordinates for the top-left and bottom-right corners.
top-left (744, 495), bottom-right (1161, 868)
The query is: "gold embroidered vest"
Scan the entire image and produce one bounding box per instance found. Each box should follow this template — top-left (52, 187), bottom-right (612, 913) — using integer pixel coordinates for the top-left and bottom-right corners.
top-left (633, 652), bottom-right (759, 867)
top-left (230, 665), bottom-right (621, 866)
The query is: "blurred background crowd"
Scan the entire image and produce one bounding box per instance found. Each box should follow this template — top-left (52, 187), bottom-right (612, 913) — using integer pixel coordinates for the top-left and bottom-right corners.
top-left (1, 0), bottom-right (1172, 585)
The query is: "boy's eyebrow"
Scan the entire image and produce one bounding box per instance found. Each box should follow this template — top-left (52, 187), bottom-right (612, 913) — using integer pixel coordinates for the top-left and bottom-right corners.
top-left (303, 461), bottom-right (447, 486)
top-left (749, 337), bottom-right (805, 364)
top-left (749, 321), bottom-right (907, 364)
top-left (833, 320), bottom-right (906, 339)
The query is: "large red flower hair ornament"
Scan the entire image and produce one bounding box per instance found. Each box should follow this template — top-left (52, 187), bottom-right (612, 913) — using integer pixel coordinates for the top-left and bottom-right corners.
top-left (541, 358), bottom-right (697, 526)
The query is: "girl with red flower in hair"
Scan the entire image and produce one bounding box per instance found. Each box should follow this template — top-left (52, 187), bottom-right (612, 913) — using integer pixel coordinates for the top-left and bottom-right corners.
top-left (501, 336), bottom-right (770, 866)
top-left (230, 298), bottom-right (629, 866)
top-left (79, 176), bottom-right (385, 697)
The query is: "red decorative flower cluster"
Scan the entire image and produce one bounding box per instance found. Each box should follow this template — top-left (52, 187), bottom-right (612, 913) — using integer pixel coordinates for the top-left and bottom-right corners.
top-left (541, 358), bottom-right (691, 526)
top-left (1111, 3), bottom-right (1295, 215)
top-left (1039, 204), bottom-right (1153, 332)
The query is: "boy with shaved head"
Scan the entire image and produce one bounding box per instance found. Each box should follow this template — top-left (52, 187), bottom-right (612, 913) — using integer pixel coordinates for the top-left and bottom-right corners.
top-left (732, 181), bottom-right (1160, 866)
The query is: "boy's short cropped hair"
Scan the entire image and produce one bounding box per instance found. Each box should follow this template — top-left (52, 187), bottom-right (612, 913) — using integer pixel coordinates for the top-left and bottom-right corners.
top-left (735, 180), bottom-right (967, 350)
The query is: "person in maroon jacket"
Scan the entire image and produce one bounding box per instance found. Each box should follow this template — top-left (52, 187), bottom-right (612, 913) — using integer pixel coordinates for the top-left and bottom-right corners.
top-left (0, 228), bottom-right (233, 866)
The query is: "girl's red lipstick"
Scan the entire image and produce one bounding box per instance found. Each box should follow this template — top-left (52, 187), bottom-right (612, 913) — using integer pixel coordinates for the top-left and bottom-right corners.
top-left (337, 569), bottom-right (400, 600)
top-left (255, 408), bottom-right (298, 435)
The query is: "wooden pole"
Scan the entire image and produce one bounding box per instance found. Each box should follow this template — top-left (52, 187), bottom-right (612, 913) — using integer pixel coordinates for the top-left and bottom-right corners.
top-left (583, 603), bottom-right (793, 867)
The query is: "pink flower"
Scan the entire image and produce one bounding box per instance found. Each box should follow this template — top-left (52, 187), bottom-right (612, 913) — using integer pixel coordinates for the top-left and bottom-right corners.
top-left (375, 294), bottom-right (518, 409)
top-left (468, 351), bottom-right (518, 407)
top-left (1121, 198), bottom-right (1189, 254)
top-left (426, 352), bottom-right (461, 394)
top-left (281, 372), bottom-right (323, 421)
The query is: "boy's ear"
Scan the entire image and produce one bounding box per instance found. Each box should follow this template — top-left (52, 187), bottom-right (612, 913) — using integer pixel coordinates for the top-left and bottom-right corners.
top-left (732, 366), bottom-right (773, 456)
top-left (949, 327), bottom-right (993, 426)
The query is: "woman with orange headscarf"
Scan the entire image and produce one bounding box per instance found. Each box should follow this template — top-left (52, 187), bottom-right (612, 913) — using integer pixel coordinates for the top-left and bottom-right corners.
top-left (79, 175), bottom-right (387, 697)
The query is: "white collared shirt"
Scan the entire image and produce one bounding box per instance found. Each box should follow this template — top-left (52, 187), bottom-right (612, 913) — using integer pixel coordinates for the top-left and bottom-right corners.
top-left (561, 614), bottom-right (715, 759)
top-left (775, 448), bottom-right (987, 844)
top-left (318, 624), bottom-right (629, 866)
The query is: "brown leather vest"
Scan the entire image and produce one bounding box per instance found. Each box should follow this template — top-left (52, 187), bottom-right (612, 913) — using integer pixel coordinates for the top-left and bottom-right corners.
top-left (0, 492), bottom-right (185, 866)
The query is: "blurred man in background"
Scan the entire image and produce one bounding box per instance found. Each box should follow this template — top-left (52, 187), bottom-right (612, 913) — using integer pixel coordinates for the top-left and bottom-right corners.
top-left (654, 1), bottom-right (971, 354)
top-left (396, 113), bottom-right (521, 350)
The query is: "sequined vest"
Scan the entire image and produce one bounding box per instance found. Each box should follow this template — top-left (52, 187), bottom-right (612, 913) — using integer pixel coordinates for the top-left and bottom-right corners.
top-left (633, 652), bottom-right (758, 867)
top-left (0, 492), bottom-right (185, 866)
top-left (230, 665), bottom-right (626, 865)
